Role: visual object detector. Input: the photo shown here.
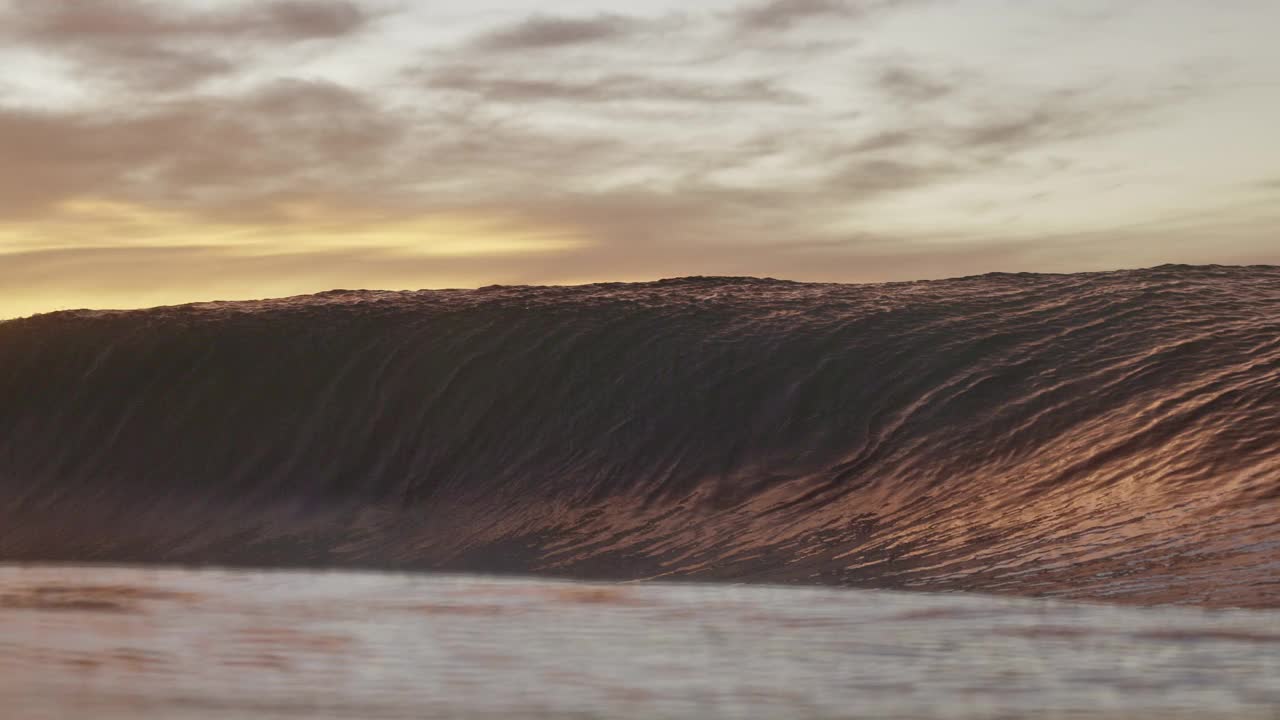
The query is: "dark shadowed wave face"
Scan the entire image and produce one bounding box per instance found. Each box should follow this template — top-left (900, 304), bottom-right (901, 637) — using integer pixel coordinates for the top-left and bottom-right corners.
top-left (1, 264), bottom-right (1278, 607)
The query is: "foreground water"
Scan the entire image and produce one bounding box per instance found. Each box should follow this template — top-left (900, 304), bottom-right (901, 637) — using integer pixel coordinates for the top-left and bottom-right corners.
top-left (2, 565), bottom-right (1278, 719)
top-left (2, 265), bottom-right (1278, 606)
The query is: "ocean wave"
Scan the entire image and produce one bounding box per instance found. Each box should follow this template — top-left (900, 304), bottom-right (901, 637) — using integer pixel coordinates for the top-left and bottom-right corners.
top-left (2, 264), bottom-right (1278, 607)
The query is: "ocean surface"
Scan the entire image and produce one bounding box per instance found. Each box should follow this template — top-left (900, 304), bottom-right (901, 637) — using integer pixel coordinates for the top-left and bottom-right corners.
top-left (2, 264), bottom-right (1278, 607)
top-left (4, 565), bottom-right (1280, 719)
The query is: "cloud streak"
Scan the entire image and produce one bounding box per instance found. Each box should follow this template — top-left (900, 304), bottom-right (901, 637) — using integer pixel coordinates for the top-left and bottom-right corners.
top-left (468, 13), bottom-right (644, 51)
top-left (733, 0), bottom-right (855, 31)
top-left (0, 0), bottom-right (374, 92)
top-left (426, 67), bottom-right (806, 105)
top-left (731, 0), bottom-right (915, 32)
top-left (8, 0), bottom-right (369, 42)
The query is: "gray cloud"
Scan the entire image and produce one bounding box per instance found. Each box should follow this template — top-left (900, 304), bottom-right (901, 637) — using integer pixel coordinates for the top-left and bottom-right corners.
top-left (0, 79), bottom-right (408, 218)
top-left (0, 0), bottom-right (374, 92)
top-left (875, 65), bottom-right (955, 103)
top-left (838, 66), bottom-right (1178, 169)
top-left (427, 66), bottom-right (806, 105)
top-left (733, 0), bottom-right (853, 32)
top-left (954, 91), bottom-right (1166, 151)
top-left (731, 0), bottom-right (915, 32)
top-left (7, 0), bottom-right (369, 42)
top-left (255, 1), bottom-right (370, 39)
top-left (469, 13), bottom-right (643, 51)
top-left (852, 129), bottom-right (919, 152)
top-left (821, 158), bottom-right (956, 199)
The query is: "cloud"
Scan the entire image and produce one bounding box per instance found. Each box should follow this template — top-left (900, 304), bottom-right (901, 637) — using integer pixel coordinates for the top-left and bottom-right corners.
top-left (954, 90), bottom-right (1169, 152)
top-left (730, 0), bottom-right (914, 33)
top-left (1, 1), bottom-right (1264, 320)
top-left (822, 159), bottom-right (956, 198)
top-left (0, 0), bottom-right (374, 92)
top-left (8, 0), bottom-right (369, 42)
top-left (875, 65), bottom-right (955, 103)
top-left (256, 1), bottom-right (369, 39)
top-left (0, 63), bottom-right (1186, 274)
top-left (852, 129), bottom-right (919, 152)
top-left (838, 63), bottom-right (1178, 168)
top-left (468, 13), bottom-right (643, 51)
top-left (426, 66), bottom-right (805, 105)
top-left (0, 79), bottom-right (408, 217)
top-left (733, 0), bottom-right (853, 32)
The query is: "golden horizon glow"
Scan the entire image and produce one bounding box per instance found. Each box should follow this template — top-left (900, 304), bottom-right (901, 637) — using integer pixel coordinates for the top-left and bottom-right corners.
top-left (0, 198), bottom-right (586, 256)
top-left (0, 198), bottom-right (590, 319)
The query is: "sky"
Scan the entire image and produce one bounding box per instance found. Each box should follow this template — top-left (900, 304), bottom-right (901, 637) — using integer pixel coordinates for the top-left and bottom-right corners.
top-left (1, 0), bottom-right (1278, 318)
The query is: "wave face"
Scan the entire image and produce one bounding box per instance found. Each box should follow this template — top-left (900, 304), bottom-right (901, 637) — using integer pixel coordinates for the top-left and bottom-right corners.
top-left (2, 265), bottom-right (1278, 606)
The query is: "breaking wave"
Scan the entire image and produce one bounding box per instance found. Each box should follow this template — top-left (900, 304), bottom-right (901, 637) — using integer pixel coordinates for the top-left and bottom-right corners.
top-left (2, 264), bottom-right (1278, 607)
